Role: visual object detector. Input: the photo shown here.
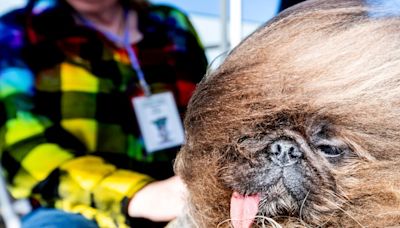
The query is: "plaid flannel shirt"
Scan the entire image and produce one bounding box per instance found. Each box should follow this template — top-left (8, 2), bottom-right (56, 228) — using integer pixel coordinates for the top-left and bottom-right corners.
top-left (0, 1), bottom-right (207, 227)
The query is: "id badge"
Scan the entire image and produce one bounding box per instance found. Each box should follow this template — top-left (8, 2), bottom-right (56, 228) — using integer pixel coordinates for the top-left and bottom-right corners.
top-left (132, 92), bottom-right (185, 153)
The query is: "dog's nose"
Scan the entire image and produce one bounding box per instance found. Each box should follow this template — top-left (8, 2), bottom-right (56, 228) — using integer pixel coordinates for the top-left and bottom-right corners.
top-left (270, 139), bottom-right (302, 166)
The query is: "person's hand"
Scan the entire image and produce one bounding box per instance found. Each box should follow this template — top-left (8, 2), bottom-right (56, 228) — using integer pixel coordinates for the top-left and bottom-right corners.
top-left (128, 176), bottom-right (187, 221)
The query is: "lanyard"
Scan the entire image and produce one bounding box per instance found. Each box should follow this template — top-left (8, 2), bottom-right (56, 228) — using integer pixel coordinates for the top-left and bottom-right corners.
top-left (76, 10), bottom-right (152, 96)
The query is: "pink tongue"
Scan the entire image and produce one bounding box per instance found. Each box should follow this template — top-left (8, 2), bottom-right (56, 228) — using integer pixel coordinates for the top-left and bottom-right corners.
top-left (230, 192), bottom-right (260, 228)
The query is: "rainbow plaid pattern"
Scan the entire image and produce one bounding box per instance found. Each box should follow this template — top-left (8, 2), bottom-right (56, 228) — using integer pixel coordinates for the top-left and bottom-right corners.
top-left (0, 1), bottom-right (207, 227)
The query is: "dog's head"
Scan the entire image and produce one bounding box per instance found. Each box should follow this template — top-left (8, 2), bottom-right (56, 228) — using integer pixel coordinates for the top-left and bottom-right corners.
top-left (175, 0), bottom-right (400, 227)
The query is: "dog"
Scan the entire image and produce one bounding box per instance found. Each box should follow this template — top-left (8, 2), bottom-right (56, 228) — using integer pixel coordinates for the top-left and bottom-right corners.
top-left (174, 0), bottom-right (400, 227)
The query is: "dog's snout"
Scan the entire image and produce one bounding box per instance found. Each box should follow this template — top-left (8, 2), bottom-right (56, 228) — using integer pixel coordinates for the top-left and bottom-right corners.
top-left (270, 139), bottom-right (302, 166)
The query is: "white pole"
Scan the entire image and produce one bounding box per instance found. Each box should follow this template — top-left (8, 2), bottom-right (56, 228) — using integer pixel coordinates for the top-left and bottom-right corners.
top-left (0, 166), bottom-right (21, 228)
top-left (229, 0), bottom-right (242, 49)
top-left (220, 0), bottom-right (229, 55)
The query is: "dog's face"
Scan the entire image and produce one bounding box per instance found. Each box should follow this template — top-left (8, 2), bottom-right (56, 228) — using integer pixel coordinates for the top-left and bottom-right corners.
top-left (221, 116), bottom-right (351, 225)
top-left (175, 0), bottom-right (400, 227)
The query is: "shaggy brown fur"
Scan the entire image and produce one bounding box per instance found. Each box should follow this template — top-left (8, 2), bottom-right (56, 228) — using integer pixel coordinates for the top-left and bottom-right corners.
top-left (174, 0), bottom-right (400, 227)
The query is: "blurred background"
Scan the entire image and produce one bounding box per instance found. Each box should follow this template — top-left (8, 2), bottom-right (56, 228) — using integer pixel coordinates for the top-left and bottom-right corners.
top-left (0, 0), bottom-right (282, 63)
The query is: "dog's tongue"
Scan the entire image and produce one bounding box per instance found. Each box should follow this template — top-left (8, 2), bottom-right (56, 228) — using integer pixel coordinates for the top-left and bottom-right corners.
top-left (230, 192), bottom-right (260, 228)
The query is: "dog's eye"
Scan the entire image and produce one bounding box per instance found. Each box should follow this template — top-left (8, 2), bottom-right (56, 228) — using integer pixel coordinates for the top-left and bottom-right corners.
top-left (317, 145), bottom-right (343, 157)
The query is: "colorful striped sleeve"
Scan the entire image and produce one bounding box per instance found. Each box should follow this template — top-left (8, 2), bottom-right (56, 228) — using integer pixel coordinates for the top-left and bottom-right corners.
top-left (0, 69), bottom-right (153, 227)
top-left (0, 19), bottom-right (153, 228)
top-left (149, 5), bottom-right (208, 108)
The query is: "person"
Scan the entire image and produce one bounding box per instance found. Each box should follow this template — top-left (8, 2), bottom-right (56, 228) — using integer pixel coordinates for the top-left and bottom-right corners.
top-left (278, 0), bottom-right (306, 12)
top-left (0, 0), bottom-right (208, 227)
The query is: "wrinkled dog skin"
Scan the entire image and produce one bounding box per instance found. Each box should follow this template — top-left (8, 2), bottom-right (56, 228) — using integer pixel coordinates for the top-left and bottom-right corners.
top-left (174, 0), bottom-right (400, 227)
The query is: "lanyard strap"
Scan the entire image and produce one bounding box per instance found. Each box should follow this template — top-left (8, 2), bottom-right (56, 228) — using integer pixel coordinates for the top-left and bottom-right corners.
top-left (76, 10), bottom-right (151, 96)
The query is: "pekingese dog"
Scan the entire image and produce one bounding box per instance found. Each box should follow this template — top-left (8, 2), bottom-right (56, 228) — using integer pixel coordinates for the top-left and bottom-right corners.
top-left (174, 0), bottom-right (400, 227)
